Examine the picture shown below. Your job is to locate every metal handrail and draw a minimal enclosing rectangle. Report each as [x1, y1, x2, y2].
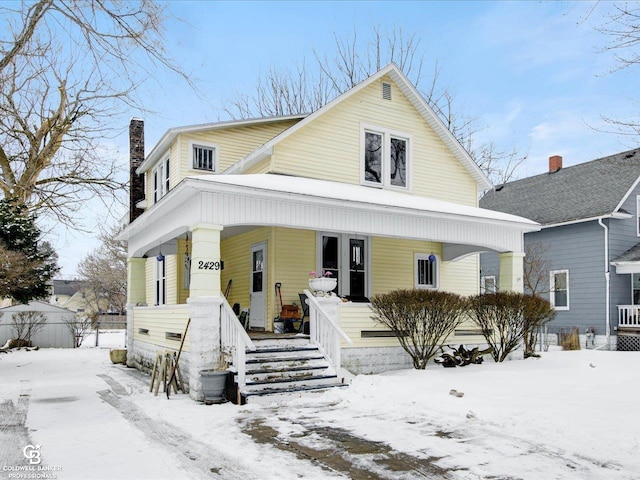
[303, 289, 352, 373]
[220, 298, 256, 400]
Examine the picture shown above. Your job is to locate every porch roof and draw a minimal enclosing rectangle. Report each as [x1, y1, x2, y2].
[119, 174, 539, 259]
[612, 242, 640, 274]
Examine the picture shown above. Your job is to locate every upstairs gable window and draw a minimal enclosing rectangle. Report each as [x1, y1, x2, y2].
[362, 127, 409, 189]
[193, 144, 216, 172]
[153, 157, 170, 203]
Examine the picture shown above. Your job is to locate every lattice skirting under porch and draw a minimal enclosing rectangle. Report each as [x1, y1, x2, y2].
[617, 333, 640, 351]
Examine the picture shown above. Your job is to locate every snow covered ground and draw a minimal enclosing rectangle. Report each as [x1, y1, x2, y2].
[1, 340, 639, 480]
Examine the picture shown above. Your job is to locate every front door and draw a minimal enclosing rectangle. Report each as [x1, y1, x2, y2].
[249, 243, 267, 329]
[320, 233, 368, 298]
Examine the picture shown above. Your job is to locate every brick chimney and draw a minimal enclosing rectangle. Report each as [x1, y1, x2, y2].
[129, 118, 145, 223]
[549, 155, 562, 173]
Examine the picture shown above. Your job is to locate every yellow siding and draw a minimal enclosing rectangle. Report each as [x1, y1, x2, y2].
[271, 76, 478, 206]
[177, 120, 300, 177]
[273, 227, 316, 308]
[177, 238, 189, 304]
[220, 227, 316, 331]
[165, 254, 177, 305]
[143, 254, 180, 306]
[221, 227, 273, 323]
[132, 305, 190, 351]
[144, 143, 179, 208]
[440, 255, 479, 296]
[371, 237, 441, 294]
[339, 303, 485, 349]
[371, 237, 479, 296]
[339, 303, 401, 348]
[245, 156, 272, 174]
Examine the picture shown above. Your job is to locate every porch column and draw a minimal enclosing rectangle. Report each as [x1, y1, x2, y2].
[189, 223, 223, 299]
[187, 296, 223, 401]
[498, 252, 525, 293]
[125, 257, 146, 366]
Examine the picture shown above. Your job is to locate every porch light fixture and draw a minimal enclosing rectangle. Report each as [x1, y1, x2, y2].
[428, 254, 436, 262]
[157, 244, 165, 262]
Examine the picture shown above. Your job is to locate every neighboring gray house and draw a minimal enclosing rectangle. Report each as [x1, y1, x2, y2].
[0, 301, 75, 348]
[480, 149, 640, 350]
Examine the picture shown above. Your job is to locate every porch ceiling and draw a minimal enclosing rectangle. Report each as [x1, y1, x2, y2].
[119, 174, 539, 258]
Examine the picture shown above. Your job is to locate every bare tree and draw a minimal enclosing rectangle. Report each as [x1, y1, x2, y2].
[521, 241, 556, 357]
[224, 25, 524, 185]
[0, 0, 189, 225]
[594, 3, 640, 138]
[523, 241, 551, 296]
[522, 294, 555, 358]
[11, 310, 46, 346]
[63, 313, 92, 347]
[77, 224, 127, 318]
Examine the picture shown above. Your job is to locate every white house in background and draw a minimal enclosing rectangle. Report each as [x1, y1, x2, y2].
[0, 301, 75, 348]
[117, 63, 539, 403]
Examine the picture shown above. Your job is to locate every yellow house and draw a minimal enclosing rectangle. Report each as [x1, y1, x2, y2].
[117, 64, 538, 403]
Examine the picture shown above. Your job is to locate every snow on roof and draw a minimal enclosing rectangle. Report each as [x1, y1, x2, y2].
[188, 174, 538, 228]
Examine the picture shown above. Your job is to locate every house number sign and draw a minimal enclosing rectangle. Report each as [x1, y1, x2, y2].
[197, 260, 224, 270]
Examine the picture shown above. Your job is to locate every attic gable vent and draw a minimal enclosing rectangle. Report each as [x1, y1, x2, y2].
[382, 82, 392, 100]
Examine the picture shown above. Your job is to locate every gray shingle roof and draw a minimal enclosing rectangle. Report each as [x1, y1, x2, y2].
[52, 279, 84, 296]
[612, 242, 640, 263]
[479, 148, 640, 225]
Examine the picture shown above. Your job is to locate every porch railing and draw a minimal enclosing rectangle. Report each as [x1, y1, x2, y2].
[220, 298, 256, 398]
[618, 305, 640, 329]
[303, 289, 353, 373]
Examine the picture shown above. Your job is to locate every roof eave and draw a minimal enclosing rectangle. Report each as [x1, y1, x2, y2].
[540, 212, 632, 229]
[137, 115, 307, 174]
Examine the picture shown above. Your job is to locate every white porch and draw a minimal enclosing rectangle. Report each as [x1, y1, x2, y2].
[118, 174, 539, 401]
[617, 305, 640, 330]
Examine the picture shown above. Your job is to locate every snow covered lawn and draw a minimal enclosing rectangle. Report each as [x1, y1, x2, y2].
[1, 345, 639, 479]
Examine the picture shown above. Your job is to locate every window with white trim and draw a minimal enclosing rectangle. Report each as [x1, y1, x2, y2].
[155, 257, 166, 306]
[415, 254, 438, 289]
[481, 275, 497, 294]
[153, 157, 170, 203]
[192, 144, 216, 172]
[550, 270, 569, 310]
[362, 127, 409, 189]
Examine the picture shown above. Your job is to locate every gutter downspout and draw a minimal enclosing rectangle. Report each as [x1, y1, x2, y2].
[598, 217, 611, 348]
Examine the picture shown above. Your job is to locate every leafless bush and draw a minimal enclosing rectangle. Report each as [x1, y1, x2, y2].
[468, 292, 528, 362]
[370, 289, 468, 369]
[11, 310, 46, 346]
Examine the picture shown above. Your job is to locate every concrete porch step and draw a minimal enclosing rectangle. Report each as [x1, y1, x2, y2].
[241, 381, 348, 404]
[246, 346, 321, 363]
[232, 335, 348, 404]
[246, 361, 329, 376]
[246, 372, 337, 387]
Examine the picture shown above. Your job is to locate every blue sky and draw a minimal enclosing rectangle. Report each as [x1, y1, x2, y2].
[135, 1, 638, 174]
[53, 0, 640, 277]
